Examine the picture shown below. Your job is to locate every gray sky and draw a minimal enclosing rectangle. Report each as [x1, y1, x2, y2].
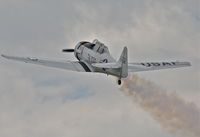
[0, 0, 199, 137]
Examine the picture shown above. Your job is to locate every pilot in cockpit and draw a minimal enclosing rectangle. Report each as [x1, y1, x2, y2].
[92, 39, 109, 54]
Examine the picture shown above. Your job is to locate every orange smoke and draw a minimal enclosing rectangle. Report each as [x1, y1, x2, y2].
[120, 74, 200, 137]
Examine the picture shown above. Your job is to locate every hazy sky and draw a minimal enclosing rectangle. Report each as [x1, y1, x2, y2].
[0, 0, 199, 137]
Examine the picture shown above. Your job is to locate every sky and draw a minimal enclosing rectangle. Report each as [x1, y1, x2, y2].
[0, 0, 199, 137]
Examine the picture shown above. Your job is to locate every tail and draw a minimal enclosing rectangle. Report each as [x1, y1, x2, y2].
[118, 47, 128, 78]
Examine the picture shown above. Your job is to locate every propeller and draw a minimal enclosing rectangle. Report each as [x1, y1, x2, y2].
[62, 49, 75, 52]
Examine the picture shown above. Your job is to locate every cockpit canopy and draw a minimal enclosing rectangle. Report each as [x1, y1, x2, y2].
[81, 42, 95, 50]
[74, 40, 110, 61]
[76, 40, 109, 54]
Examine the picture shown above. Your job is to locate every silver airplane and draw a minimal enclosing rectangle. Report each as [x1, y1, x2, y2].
[2, 39, 191, 85]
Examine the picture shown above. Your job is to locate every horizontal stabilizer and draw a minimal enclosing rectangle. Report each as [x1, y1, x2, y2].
[92, 62, 121, 69]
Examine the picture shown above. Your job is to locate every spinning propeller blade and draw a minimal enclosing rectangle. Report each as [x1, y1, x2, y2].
[62, 49, 74, 52]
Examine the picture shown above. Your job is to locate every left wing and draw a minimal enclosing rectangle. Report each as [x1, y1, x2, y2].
[1, 54, 92, 72]
[128, 61, 191, 72]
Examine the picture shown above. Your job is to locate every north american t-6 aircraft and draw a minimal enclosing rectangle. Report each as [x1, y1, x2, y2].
[2, 39, 191, 85]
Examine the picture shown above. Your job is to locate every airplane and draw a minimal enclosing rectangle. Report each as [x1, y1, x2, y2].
[1, 39, 191, 85]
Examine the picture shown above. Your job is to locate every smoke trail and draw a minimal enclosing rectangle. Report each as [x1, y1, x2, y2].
[120, 74, 200, 137]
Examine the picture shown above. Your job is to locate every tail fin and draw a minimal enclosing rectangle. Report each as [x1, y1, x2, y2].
[118, 47, 128, 78]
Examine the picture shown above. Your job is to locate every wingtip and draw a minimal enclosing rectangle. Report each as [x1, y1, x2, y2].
[182, 62, 192, 67]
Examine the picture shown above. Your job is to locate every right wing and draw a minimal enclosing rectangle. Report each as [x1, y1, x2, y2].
[1, 54, 92, 72]
[128, 61, 191, 72]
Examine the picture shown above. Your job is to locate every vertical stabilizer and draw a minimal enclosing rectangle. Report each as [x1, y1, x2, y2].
[118, 47, 128, 78]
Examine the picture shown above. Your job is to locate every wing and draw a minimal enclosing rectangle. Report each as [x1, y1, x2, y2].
[1, 54, 92, 72]
[128, 61, 191, 72]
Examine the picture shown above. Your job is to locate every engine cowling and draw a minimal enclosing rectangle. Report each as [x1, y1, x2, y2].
[74, 41, 89, 61]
